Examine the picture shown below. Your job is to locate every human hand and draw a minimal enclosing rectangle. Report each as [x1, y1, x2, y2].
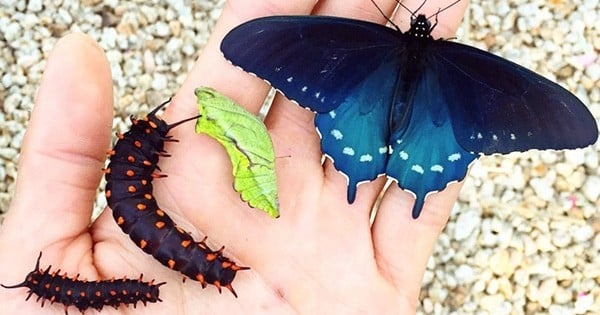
[0, 0, 468, 314]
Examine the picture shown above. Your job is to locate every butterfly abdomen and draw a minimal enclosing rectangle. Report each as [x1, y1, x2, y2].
[104, 100, 247, 296]
[1, 252, 164, 314]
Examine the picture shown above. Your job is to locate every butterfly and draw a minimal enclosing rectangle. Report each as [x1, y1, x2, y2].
[220, 3, 598, 218]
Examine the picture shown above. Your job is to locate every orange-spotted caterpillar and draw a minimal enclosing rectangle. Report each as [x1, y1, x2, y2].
[1, 252, 164, 314]
[104, 99, 248, 297]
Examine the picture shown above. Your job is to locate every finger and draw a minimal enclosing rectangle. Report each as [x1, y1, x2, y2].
[168, 0, 319, 120]
[150, 0, 324, 264]
[371, 0, 469, 296]
[0, 33, 113, 256]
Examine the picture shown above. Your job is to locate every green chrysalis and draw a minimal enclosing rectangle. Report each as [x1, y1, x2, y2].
[195, 87, 279, 218]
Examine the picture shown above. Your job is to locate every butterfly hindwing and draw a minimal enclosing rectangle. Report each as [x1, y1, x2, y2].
[221, 16, 403, 113]
[430, 41, 598, 154]
[315, 59, 402, 201]
[386, 67, 477, 218]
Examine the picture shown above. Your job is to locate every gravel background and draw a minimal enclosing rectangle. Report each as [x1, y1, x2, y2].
[0, 0, 599, 314]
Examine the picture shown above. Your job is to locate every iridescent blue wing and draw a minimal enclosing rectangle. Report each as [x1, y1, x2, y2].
[429, 41, 598, 154]
[223, 16, 406, 199]
[386, 66, 477, 218]
[221, 16, 402, 112]
[315, 60, 400, 202]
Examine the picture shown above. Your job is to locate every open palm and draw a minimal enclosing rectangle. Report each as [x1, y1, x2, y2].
[0, 0, 468, 314]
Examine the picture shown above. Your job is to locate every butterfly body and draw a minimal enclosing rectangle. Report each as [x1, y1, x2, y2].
[221, 14, 598, 218]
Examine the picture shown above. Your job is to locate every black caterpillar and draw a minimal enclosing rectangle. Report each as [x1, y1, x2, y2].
[1, 252, 164, 314]
[104, 99, 248, 297]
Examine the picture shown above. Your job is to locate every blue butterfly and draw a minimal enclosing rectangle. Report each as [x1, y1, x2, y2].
[220, 9, 598, 218]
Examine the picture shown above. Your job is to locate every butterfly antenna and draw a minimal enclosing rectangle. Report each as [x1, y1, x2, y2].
[426, 0, 462, 20]
[396, 0, 423, 19]
[369, 0, 400, 31]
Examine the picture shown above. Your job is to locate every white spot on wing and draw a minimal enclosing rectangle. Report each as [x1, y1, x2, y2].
[431, 165, 444, 173]
[379, 147, 388, 154]
[359, 154, 373, 162]
[399, 151, 409, 160]
[330, 129, 343, 140]
[343, 147, 355, 156]
[411, 164, 424, 174]
[448, 153, 461, 162]
[315, 92, 321, 98]
[477, 132, 483, 139]
[510, 133, 516, 140]
[286, 76, 293, 83]
[301, 86, 308, 92]
[492, 134, 498, 141]
[329, 110, 336, 119]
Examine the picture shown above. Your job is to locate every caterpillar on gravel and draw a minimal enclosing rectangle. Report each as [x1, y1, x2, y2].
[104, 98, 248, 297]
[1, 252, 164, 314]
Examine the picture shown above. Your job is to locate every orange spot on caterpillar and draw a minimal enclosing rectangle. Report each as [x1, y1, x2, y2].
[144, 194, 152, 200]
[168, 259, 175, 269]
[155, 221, 165, 229]
[156, 209, 165, 216]
[117, 216, 125, 225]
[149, 120, 158, 129]
[80, 291, 86, 297]
[195, 273, 205, 283]
[137, 203, 146, 211]
[134, 140, 142, 148]
[102, 168, 111, 174]
[143, 160, 152, 166]
[180, 240, 191, 248]
[127, 155, 135, 163]
[222, 261, 232, 269]
[106, 149, 116, 156]
[141, 179, 148, 185]
[105, 190, 111, 198]
[95, 291, 102, 297]
[139, 240, 147, 249]
[206, 253, 218, 262]
[126, 170, 135, 177]
[128, 186, 137, 193]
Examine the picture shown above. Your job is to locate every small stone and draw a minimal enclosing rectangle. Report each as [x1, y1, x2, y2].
[154, 21, 170, 37]
[26, 0, 43, 12]
[454, 265, 476, 284]
[564, 149, 586, 165]
[489, 249, 514, 276]
[581, 176, 600, 202]
[574, 292, 594, 314]
[151, 73, 167, 90]
[551, 229, 572, 248]
[453, 209, 481, 241]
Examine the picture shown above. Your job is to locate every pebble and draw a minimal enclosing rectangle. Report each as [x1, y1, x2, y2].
[1, 1, 599, 315]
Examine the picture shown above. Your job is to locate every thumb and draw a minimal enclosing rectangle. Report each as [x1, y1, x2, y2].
[0, 33, 113, 258]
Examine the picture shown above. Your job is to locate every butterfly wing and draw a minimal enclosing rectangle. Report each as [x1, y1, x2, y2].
[221, 16, 403, 113]
[223, 16, 410, 200]
[315, 59, 402, 202]
[386, 66, 477, 218]
[430, 41, 598, 154]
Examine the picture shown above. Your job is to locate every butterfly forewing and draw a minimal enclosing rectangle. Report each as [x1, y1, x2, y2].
[221, 15, 404, 113]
